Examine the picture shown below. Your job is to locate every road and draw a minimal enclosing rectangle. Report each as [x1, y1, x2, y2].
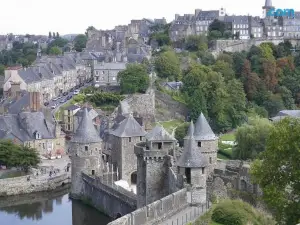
[47, 81, 92, 116]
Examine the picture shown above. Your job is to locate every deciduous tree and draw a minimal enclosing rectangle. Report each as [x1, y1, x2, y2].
[154, 50, 181, 80]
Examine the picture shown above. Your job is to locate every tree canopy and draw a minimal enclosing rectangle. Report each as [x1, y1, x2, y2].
[154, 50, 181, 80]
[74, 34, 88, 52]
[251, 117, 300, 225]
[118, 63, 150, 94]
[49, 46, 62, 55]
[0, 140, 40, 172]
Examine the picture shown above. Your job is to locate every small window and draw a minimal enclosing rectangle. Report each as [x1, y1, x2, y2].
[92, 170, 95, 175]
[198, 142, 201, 147]
[202, 167, 205, 174]
[158, 142, 162, 149]
[85, 146, 88, 151]
[185, 168, 191, 184]
[140, 136, 142, 141]
[129, 137, 131, 142]
[209, 157, 212, 164]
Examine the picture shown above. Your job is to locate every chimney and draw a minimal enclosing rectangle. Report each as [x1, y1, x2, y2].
[10, 82, 21, 98]
[175, 14, 179, 20]
[29, 92, 42, 112]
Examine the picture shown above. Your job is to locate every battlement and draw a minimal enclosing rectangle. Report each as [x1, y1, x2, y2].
[134, 142, 168, 160]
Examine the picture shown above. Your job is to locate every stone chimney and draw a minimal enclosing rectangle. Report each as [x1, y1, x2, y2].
[175, 14, 179, 20]
[10, 82, 21, 98]
[29, 92, 42, 112]
[195, 9, 201, 16]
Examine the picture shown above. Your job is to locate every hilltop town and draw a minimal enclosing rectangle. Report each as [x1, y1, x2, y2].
[0, 0, 300, 224]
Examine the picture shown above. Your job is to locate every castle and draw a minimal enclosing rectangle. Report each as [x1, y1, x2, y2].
[69, 103, 218, 224]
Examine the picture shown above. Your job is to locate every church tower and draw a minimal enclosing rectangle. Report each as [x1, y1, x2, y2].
[194, 113, 218, 175]
[135, 125, 176, 208]
[177, 123, 208, 205]
[70, 107, 103, 199]
[262, 0, 275, 18]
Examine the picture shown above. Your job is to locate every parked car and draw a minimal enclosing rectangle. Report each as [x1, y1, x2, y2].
[44, 102, 49, 106]
[73, 90, 80, 95]
[52, 97, 58, 101]
[63, 92, 68, 96]
[67, 95, 72, 100]
[51, 104, 57, 109]
[60, 99, 66, 103]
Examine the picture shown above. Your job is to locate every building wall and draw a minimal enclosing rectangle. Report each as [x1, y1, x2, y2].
[70, 142, 102, 198]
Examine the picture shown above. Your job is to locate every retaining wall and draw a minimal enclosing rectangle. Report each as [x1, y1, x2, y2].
[107, 188, 188, 225]
[0, 172, 71, 196]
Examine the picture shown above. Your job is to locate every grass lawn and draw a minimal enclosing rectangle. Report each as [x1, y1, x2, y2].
[219, 132, 236, 142]
[157, 119, 184, 134]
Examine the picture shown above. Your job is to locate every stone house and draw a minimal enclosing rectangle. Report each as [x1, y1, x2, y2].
[93, 62, 126, 88]
[281, 12, 300, 38]
[250, 17, 264, 38]
[270, 110, 300, 122]
[62, 104, 81, 133]
[162, 81, 183, 91]
[225, 16, 251, 39]
[194, 9, 222, 36]
[262, 18, 284, 37]
[0, 110, 65, 158]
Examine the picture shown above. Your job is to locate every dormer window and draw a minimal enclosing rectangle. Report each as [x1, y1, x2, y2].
[198, 142, 201, 147]
[85, 146, 88, 151]
[35, 131, 41, 140]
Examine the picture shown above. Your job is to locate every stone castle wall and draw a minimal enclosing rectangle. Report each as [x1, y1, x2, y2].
[81, 172, 137, 219]
[0, 172, 70, 196]
[107, 188, 188, 225]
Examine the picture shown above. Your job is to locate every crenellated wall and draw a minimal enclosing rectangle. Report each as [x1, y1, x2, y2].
[107, 188, 188, 225]
[81, 172, 137, 219]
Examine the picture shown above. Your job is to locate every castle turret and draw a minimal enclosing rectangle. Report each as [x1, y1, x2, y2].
[262, 0, 275, 18]
[70, 107, 103, 199]
[135, 125, 176, 208]
[177, 133, 208, 205]
[194, 113, 218, 175]
[110, 113, 147, 184]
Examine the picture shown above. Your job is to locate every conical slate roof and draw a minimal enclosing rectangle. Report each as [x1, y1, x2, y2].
[263, 0, 273, 8]
[146, 125, 176, 141]
[110, 113, 147, 137]
[184, 121, 194, 139]
[194, 113, 217, 141]
[177, 135, 208, 168]
[71, 107, 102, 143]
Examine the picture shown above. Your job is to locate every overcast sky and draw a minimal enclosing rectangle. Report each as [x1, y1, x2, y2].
[0, 0, 297, 35]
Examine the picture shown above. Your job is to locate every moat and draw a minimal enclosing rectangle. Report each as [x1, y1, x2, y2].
[0, 186, 112, 225]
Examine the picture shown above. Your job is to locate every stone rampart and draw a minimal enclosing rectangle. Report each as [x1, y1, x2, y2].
[0, 172, 71, 196]
[82, 172, 137, 219]
[107, 188, 188, 225]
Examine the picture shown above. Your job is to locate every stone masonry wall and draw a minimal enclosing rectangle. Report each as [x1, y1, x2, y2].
[0, 172, 71, 196]
[107, 188, 188, 225]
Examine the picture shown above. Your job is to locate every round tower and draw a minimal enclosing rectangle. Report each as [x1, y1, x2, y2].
[193, 113, 218, 175]
[70, 107, 103, 199]
[177, 130, 209, 206]
[135, 125, 176, 208]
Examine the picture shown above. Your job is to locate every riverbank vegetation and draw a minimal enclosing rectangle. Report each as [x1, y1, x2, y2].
[0, 140, 40, 172]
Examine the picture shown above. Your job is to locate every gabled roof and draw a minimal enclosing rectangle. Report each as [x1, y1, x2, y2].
[177, 135, 208, 168]
[110, 114, 146, 137]
[71, 107, 102, 143]
[194, 113, 217, 141]
[146, 125, 176, 141]
[74, 107, 98, 120]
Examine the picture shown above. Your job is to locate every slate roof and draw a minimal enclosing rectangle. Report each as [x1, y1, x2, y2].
[177, 135, 208, 168]
[8, 92, 30, 114]
[195, 10, 219, 20]
[94, 62, 127, 70]
[184, 121, 194, 139]
[145, 125, 176, 141]
[0, 111, 56, 142]
[65, 105, 80, 111]
[118, 100, 131, 115]
[263, 0, 273, 8]
[277, 110, 300, 117]
[110, 114, 147, 137]
[71, 107, 102, 143]
[162, 81, 183, 90]
[194, 113, 217, 141]
[74, 107, 99, 120]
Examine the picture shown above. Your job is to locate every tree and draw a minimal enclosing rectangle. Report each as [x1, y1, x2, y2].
[184, 35, 208, 52]
[212, 60, 235, 81]
[53, 32, 56, 38]
[261, 59, 278, 91]
[217, 53, 233, 65]
[154, 50, 181, 80]
[188, 88, 207, 122]
[209, 19, 226, 34]
[251, 117, 300, 225]
[198, 51, 216, 66]
[149, 32, 171, 47]
[233, 116, 273, 160]
[74, 34, 88, 52]
[259, 43, 275, 60]
[175, 122, 190, 147]
[56, 32, 60, 38]
[208, 30, 222, 40]
[48, 32, 52, 39]
[85, 26, 96, 36]
[223, 30, 232, 39]
[49, 46, 62, 55]
[0, 140, 40, 172]
[118, 63, 150, 94]
[232, 52, 247, 78]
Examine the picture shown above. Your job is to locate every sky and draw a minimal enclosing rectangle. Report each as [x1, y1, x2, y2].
[0, 0, 297, 35]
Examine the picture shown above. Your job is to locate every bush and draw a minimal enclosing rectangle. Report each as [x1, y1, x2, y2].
[87, 92, 125, 107]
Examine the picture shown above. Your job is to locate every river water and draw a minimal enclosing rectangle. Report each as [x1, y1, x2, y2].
[0, 186, 112, 225]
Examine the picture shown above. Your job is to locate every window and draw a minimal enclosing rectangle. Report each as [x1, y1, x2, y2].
[140, 136, 142, 141]
[202, 167, 205, 174]
[185, 168, 191, 184]
[85, 146, 88, 151]
[158, 142, 162, 149]
[198, 142, 201, 147]
[92, 170, 95, 175]
[42, 143, 45, 149]
[129, 137, 131, 142]
[209, 157, 212, 164]
[112, 77, 116, 81]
